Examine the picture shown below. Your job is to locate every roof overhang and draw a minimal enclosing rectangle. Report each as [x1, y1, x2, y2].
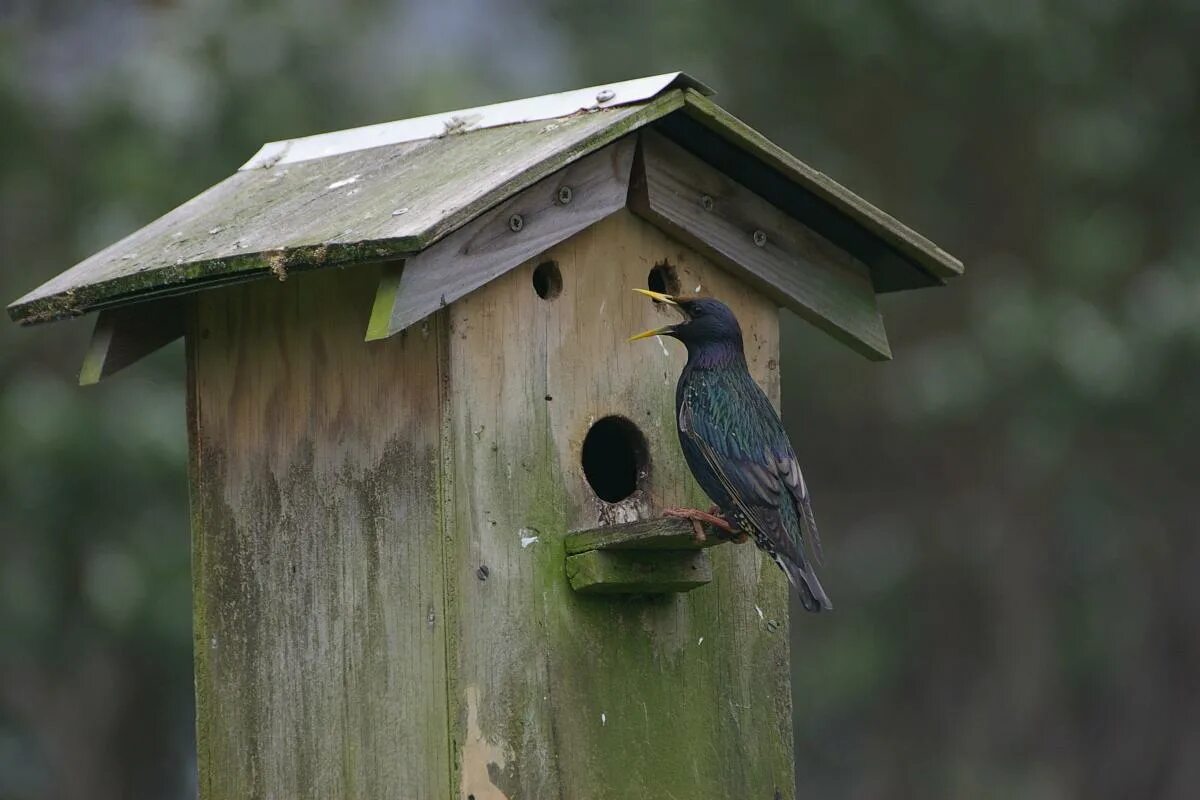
[8, 72, 962, 330]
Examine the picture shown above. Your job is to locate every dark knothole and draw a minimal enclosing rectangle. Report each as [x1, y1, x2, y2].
[647, 261, 680, 298]
[582, 416, 649, 503]
[533, 260, 562, 300]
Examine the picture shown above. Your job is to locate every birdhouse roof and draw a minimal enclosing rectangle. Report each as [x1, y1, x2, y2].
[7, 71, 961, 327]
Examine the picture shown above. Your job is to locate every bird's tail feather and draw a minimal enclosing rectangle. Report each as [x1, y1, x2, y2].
[775, 553, 832, 613]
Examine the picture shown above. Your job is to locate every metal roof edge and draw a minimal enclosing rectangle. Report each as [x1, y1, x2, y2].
[241, 72, 713, 170]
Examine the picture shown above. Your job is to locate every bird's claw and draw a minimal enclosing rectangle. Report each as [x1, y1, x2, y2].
[663, 507, 742, 541]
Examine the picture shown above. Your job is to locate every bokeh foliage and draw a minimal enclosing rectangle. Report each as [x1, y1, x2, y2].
[2, 1, 1197, 798]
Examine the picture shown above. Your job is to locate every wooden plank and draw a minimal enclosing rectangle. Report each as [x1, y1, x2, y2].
[78, 299, 185, 385]
[188, 267, 451, 800]
[9, 93, 684, 326]
[565, 549, 713, 594]
[680, 89, 964, 282]
[366, 137, 636, 339]
[563, 516, 724, 554]
[631, 129, 892, 361]
[447, 209, 794, 799]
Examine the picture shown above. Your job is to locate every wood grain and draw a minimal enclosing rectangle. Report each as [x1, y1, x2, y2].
[79, 298, 185, 385]
[368, 137, 636, 340]
[187, 266, 450, 800]
[446, 209, 794, 799]
[632, 129, 891, 361]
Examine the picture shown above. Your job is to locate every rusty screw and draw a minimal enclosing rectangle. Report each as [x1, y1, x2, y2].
[508, 214, 524, 232]
[700, 194, 714, 211]
[752, 229, 768, 247]
[557, 185, 573, 205]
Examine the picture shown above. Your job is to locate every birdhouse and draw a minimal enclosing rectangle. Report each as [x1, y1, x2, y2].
[8, 73, 961, 799]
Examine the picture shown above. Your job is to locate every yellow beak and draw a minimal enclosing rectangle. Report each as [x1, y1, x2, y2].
[632, 288, 678, 305]
[628, 288, 680, 341]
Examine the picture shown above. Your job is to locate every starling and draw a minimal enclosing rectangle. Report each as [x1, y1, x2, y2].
[630, 289, 832, 612]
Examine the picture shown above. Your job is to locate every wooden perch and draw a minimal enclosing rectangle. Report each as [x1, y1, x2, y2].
[564, 516, 735, 595]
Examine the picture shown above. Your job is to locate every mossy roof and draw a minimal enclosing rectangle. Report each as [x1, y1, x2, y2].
[8, 72, 961, 325]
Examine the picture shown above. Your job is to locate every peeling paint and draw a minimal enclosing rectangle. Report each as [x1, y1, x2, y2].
[461, 686, 510, 800]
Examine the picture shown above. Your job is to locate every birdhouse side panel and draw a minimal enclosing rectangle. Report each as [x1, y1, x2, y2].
[445, 209, 793, 800]
[187, 266, 451, 800]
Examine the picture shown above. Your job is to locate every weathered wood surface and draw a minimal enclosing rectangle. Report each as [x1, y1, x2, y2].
[10, 93, 685, 325]
[187, 266, 450, 799]
[563, 516, 723, 554]
[12, 78, 963, 330]
[565, 549, 713, 594]
[632, 130, 891, 360]
[679, 89, 964, 283]
[366, 138, 636, 340]
[79, 298, 185, 385]
[446, 209, 793, 799]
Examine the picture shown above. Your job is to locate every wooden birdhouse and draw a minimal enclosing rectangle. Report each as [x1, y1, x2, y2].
[8, 73, 961, 799]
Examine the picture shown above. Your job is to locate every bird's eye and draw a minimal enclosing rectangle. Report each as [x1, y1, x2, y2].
[692, 306, 704, 317]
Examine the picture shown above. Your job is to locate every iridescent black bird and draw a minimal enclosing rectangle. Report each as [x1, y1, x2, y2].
[630, 289, 831, 612]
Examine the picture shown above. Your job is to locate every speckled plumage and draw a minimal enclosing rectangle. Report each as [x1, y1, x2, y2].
[657, 296, 831, 612]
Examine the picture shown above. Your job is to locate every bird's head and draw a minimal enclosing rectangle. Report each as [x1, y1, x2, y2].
[629, 289, 744, 352]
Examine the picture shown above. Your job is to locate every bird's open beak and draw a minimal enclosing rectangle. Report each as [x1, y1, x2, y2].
[629, 288, 680, 341]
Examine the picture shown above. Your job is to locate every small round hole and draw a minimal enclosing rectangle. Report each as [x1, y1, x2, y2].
[647, 262, 680, 298]
[582, 416, 649, 503]
[533, 261, 562, 300]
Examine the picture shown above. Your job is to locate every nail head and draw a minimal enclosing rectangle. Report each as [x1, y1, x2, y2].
[508, 214, 524, 232]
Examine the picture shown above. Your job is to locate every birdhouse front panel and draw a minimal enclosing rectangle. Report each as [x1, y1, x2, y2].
[444, 209, 792, 799]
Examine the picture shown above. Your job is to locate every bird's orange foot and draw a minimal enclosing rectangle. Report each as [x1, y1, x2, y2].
[705, 506, 749, 543]
[663, 507, 741, 542]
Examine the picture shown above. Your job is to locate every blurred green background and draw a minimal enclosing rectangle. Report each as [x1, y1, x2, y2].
[2, 1, 1197, 798]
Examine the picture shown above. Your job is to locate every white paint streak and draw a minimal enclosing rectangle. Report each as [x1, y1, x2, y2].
[755, 605, 764, 620]
[520, 535, 539, 548]
[601, 712, 607, 726]
[697, 636, 704, 645]
[658, 337, 670, 357]
[326, 174, 360, 189]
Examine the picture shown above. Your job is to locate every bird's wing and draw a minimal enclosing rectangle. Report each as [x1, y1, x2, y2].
[679, 392, 820, 567]
[775, 444, 823, 566]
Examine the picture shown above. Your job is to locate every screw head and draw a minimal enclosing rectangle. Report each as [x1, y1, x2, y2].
[476, 564, 490, 581]
[508, 213, 524, 232]
[700, 195, 714, 211]
[752, 229, 768, 247]
[557, 185, 573, 205]
[595, 88, 615, 103]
